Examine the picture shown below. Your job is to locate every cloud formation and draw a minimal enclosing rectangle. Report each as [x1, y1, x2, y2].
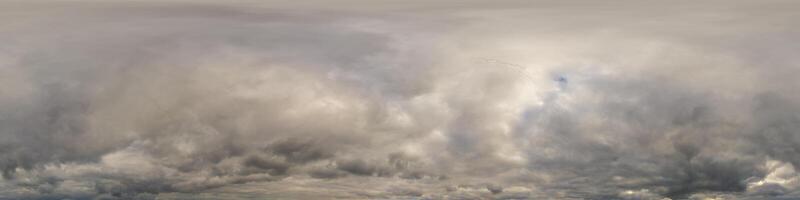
[1, 0, 800, 199]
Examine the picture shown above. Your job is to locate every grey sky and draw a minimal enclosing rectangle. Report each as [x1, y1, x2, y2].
[1, 1, 799, 199]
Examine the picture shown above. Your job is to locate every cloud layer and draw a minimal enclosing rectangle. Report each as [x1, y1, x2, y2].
[1, 1, 800, 199]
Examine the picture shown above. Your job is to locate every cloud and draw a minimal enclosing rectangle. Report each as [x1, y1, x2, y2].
[1, 0, 799, 199]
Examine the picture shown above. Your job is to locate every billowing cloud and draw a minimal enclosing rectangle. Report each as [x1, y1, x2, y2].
[1, 0, 799, 199]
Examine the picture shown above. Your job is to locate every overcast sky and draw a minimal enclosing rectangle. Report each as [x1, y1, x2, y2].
[1, 1, 800, 199]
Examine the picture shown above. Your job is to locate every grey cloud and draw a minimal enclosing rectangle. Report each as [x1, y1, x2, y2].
[1, 0, 800, 200]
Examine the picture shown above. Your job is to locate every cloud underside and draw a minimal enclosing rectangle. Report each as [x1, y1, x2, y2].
[1, 1, 800, 199]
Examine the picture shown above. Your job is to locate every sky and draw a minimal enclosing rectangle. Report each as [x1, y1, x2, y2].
[1, 0, 800, 199]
